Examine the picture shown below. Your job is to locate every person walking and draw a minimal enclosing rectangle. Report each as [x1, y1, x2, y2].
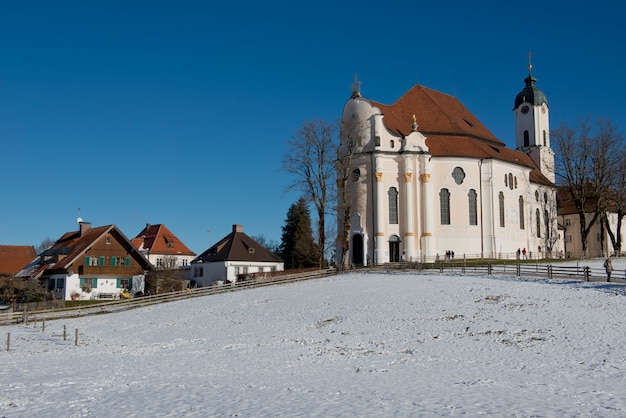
[604, 257, 614, 282]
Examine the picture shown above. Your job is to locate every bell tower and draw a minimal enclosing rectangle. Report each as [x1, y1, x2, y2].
[514, 58, 554, 183]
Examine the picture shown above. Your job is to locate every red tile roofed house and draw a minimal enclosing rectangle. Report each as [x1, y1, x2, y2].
[16, 222, 152, 300]
[0, 245, 36, 277]
[131, 223, 196, 269]
[191, 224, 284, 286]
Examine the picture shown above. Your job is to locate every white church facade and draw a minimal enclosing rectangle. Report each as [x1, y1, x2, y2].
[337, 69, 561, 265]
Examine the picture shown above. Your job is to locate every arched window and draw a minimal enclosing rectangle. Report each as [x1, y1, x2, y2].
[536, 208, 541, 237]
[388, 187, 398, 224]
[535, 190, 539, 202]
[468, 189, 477, 226]
[508, 173, 513, 190]
[524, 130, 530, 147]
[390, 140, 395, 149]
[499, 192, 505, 227]
[544, 209, 550, 238]
[439, 188, 450, 225]
[519, 196, 525, 229]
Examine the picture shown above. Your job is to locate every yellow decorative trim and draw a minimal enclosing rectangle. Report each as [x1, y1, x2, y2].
[404, 172, 412, 182]
[375, 232, 385, 236]
[422, 232, 432, 237]
[421, 174, 431, 183]
[404, 232, 414, 237]
[375, 172, 383, 182]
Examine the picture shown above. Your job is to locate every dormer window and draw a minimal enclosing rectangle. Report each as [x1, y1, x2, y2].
[249, 247, 255, 254]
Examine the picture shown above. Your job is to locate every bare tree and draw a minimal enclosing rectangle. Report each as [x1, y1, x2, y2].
[335, 118, 361, 270]
[282, 119, 337, 268]
[538, 188, 560, 257]
[552, 118, 623, 256]
[35, 237, 56, 255]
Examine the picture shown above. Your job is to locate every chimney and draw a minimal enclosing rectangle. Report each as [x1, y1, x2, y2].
[79, 221, 92, 236]
[233, 224, 243, 233]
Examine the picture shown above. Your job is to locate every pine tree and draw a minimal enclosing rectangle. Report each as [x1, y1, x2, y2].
[279, 198, 318, 269]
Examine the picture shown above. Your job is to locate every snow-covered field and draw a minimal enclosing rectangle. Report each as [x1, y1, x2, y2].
[2, 260, 625, 417]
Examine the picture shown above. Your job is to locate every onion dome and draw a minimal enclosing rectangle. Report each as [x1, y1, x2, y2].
[514, 70, 548, 109]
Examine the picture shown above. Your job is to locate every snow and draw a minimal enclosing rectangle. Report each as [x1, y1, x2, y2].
[1, 259, 625, 417]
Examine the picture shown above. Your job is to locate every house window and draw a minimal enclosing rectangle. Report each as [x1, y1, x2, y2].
[499, 192, 505, 227]
[565, 218, 571, 227]
[113, 256, 130, 267]
[85, 256, 99, 266]
[536, 208, 541, 237]
[388, 187, 398, 224]
[567, 234, 572, 243]
[439, 188, 450, 225]
[156, 258, 163, 267]
[390, 140, 395, 149]
[193, 266, 203, 278]
[118, 278, 131, 289]
[452, 167, 465, 185]
[468, 189, 477, 225]
[182, 259, 188, 266]
[80, 277, 97, 289]
[519, 196, 525, 229]
[167, 241, 174, 248]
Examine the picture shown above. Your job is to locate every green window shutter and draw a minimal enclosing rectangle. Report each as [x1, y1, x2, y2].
[80, 278, 85, 287]
[129, 277, 133, 288]
[116, 278, 121, 288]
[99, 256, 105, 266]
[93, 278, 98, 288]
[111, 257, 116, 266]
[84, 256, 90, 265]
[125, 256, 131, 266]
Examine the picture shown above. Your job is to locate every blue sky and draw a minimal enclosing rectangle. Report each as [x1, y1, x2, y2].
[1, 1, 624, 254]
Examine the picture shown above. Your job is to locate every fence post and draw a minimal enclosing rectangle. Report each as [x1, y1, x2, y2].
[547, 265, 553, 279]
[439, 261, 443, 273]
[63, 325, 67, 341]
[6, 333, 9, 352]
[516, 263, 521, 276]
[488, 262, 493, 275]
[584, 266, 590, 282]
[75, 329, 78, 346]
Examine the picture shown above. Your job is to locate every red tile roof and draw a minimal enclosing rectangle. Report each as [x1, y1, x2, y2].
[131, 224, 196, 256]
[370, 85, 553, 186]
[0, 245, 36, 275]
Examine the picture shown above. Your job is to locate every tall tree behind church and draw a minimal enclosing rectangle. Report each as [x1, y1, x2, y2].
[282, 119, 336, 268]
[278, 198, 319, 269]
[552, 117, 625, 255]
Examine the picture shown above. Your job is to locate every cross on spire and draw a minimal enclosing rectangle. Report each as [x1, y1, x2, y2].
[351, 74, 361, 98]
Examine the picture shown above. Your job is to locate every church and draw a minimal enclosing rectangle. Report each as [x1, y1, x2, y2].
[337, 67, 561, 265]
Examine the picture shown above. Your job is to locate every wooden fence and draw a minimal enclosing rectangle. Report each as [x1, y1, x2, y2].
[0, 268, 336, 326]
[1, 262, 623, 326]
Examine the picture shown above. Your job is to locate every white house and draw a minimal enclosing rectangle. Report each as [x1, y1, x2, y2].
[131, 223, 196, 268]
[337, 68, 561, 265]
[17, 222, 151, 300]
[191, 224, 284, 286]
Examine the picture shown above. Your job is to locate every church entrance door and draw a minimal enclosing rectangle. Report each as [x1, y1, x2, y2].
[389, 235, 401, 262]
[352, 234, 364, 266]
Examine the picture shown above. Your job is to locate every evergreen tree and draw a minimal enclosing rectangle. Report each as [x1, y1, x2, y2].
[279, 198, 318, 269]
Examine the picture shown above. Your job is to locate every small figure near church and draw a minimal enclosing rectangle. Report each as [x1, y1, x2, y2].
[604, 257, 613, 282]
[522, 248, 527, 259]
